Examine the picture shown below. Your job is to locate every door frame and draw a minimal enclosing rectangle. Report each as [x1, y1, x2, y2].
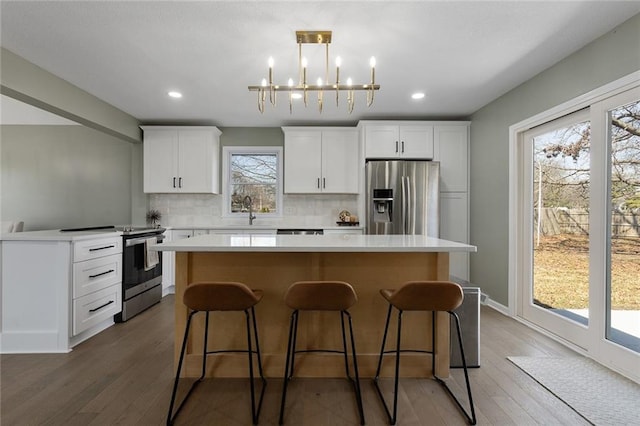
[508, 71, 640, 382]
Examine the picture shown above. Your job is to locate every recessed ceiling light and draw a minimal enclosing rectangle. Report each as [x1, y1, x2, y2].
[168, 91, 183, 99]
[411, 92, 425, 100]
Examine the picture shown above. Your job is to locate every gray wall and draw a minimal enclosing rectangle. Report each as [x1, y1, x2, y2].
[469, 13, 640, 306]
[219, 127, 284, 147]
[1, 48, 141, 143]
[1, 125, 134, 230]
[1, 48, 146, 230]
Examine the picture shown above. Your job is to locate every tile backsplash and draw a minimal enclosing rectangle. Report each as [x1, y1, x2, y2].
[149, 194, 360, 228]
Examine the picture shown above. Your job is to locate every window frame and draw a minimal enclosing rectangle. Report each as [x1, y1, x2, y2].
[221, 146, 283, 218]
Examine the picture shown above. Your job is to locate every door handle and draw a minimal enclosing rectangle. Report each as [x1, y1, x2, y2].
[317, 178, 320, 189]
[323, 177, 326, 189]
[395, 141, 399, 153]
[173, 177, 176, 188]
[178, 177, 182, 188]
[401, 141, 405, 153]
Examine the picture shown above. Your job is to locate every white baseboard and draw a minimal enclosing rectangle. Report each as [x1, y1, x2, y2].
[485, 298, 511, 316]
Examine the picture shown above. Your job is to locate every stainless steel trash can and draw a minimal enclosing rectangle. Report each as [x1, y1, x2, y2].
[450, 286, 480, 368]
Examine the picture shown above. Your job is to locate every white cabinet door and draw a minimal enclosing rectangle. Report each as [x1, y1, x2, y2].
[364, 123, 434, 159]
[364, 125, 400, 158]
[440, 192, 469, 280]
[284, 130, 323, 193]
[434, 125, 469, 192]
[143, 129, 179, 193]
[142, 126, 220, 194]
[161, 229, 193, 295]
[400, 125, 434, 158]
[321, 129, 358, 193]
[178, 130, 219, 193]
[283, 128, 358, 194]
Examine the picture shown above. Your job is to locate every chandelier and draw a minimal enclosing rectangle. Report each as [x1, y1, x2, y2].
[248, 30, 380, 114]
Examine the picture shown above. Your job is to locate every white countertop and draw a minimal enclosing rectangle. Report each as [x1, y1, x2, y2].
[155, 233, 477, 253]
[1, 228, 122, 242]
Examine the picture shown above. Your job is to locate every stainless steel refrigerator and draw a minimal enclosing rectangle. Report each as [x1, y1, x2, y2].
[366, 160, 439, 237]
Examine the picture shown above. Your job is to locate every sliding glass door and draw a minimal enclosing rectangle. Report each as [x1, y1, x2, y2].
[517, 85, 639, 381]
[521, 110, 592, 349]
[604, 94, 640, 354]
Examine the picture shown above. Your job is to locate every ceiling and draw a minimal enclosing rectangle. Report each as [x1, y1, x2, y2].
[1, 1, 639, 128]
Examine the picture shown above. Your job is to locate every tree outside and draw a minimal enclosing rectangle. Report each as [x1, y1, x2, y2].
[532, 99, 639, 346]
[230, 154, 278, 214]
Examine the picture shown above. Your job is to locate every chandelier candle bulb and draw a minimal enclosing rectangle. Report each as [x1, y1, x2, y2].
[317, 77, 323, 112]
[347, 77, 354, 114]
[268, 57, 276, 106]
[335, 56, 341, 106]
[370, 56, 376, 84]
[288, 77, 294, 113]
[301, 57, 308, 85]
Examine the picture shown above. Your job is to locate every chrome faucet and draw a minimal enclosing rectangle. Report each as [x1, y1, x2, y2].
[243, 195, 256, 225]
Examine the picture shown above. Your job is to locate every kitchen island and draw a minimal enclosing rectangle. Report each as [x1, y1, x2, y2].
[155, 233, 476, 378]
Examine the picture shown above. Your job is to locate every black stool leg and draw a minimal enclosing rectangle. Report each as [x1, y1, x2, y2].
[249, 306, 267, 424]
[432, 311, 477, 425]
[344, 310, 366, 425]
[167, 310, 205, 425]
[374, 304, 393, 378]
[373, 304, 403, 425]
[246, 308, 267, 425]
[279, 310, 299, 425]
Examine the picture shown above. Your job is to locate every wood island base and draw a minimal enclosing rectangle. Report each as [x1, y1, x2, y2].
[174, 250, 451, 379]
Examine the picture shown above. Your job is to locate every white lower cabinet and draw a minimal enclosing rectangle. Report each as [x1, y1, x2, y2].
[440, 192, 469, 280]
[73, 284, 122, 335]
[161, 229, 194, 295]
[1, 235, 123, 353]
[71, 236, 122, 337]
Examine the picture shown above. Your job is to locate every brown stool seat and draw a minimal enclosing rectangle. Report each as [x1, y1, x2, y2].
[380, 280, 463, 312]
[284, 280, 357, 311]
[279, 280, 365, 425]
[374, 280, 476, 425]
[184, 281, 263, 311]
[167, 281, 266, 425]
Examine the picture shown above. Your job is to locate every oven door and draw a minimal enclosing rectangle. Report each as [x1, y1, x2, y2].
[122, 232, 163, 300]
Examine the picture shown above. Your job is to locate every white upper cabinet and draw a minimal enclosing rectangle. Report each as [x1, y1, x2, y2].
[433, 124, 469, 192]
[283, 127, 358, 194]
[363, 122, 434, 159]
[142, 126, 221, 193]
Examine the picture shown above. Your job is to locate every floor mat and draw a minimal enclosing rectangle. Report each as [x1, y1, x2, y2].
[507, 356, 640, 425]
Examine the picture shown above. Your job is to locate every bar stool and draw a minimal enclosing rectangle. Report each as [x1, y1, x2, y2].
[373, 280, 476, 425]
[167, 281, 266, 425]
[279, 281, 365, 425]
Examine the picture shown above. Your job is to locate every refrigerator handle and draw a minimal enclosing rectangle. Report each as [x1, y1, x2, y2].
[404, 176, 411, 234]
[401, 176, 410, 234]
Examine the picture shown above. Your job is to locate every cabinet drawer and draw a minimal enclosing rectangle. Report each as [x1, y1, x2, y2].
[73, 284, 122, 335]
[73, 253, 122, 298]
[74, 237, 122, 262]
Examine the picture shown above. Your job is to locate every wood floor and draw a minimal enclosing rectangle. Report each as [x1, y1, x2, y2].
[1, 295, 588, 425]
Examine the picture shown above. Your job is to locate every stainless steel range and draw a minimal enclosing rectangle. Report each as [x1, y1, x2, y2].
[114, 226, 165, 322]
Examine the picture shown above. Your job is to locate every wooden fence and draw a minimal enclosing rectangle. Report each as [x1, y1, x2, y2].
[535, 208, 640, 237]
